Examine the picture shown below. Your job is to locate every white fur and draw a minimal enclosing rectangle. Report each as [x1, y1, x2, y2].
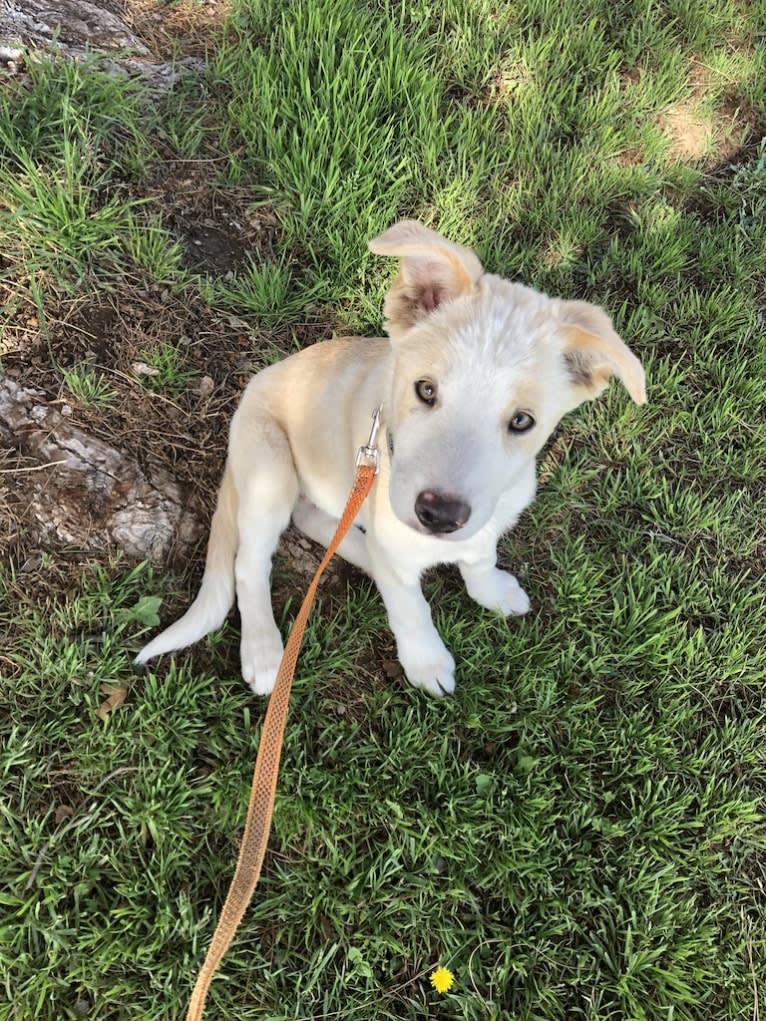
[136, 221, 646, 697]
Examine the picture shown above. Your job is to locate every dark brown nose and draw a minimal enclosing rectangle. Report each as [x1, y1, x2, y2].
[415, 490, 471, 534]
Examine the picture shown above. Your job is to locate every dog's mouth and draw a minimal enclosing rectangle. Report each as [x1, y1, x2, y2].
[405, 518, 468, 540]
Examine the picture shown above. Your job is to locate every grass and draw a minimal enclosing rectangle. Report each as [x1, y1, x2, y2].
[1, 1, 765, 1019]
[139, 343, 196, 395]
[0, 59, 156, 293]
[60, 365, 118, 405]
[205, 256, 310, 322]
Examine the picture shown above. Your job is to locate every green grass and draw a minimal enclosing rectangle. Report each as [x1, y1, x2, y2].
[0, 59, 158, 295]
[1, 1, 766, 1019]
[138, 343, 196, 396]
[60, 364, 118, 405]
[205, 256, 310, 322]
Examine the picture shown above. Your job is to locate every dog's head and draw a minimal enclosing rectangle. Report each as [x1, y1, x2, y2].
[369, 220, 647, 540]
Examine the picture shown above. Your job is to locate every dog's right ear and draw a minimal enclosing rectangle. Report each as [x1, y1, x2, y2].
[369, 220, 483, 338]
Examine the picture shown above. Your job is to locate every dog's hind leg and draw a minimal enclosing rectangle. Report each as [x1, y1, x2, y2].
[291, 497, 373, 575]
[231, 420, 299, 695]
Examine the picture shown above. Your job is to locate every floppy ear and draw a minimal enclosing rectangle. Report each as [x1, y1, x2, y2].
[559, 300, 647, 405]
[368, 220, 483, 337]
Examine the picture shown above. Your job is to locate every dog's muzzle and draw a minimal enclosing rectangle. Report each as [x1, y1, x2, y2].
[414, 490, 471, 534]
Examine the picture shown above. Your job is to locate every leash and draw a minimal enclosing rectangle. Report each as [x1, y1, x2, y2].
[184, 407, 382, 1021]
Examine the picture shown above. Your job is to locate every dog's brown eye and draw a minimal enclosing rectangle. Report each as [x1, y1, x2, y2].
[509, 411, 535, 433]
[415, 379, 437, 406]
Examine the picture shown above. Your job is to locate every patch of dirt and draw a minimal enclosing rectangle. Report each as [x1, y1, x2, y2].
[123, 0, 231, 59]
[714, 89, 766, 164]
[144, 163, 280, 276]
[611, 64, 764, 171]
[613, 144, 647, 169]
[658, 65, 763, 167]
[481, 60, 532, 104]
[0, 278, 274, 571]
[680, 92, 765, 221]
[0, 0, 335, 590]
[182, 222, 248, 274]
[0, 283, 43, 358]
[659, 100, 713, 160]
[9, 286, 251, 479]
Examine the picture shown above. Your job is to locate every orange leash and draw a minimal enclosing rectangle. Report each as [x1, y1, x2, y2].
[185, 409, 381, 1021]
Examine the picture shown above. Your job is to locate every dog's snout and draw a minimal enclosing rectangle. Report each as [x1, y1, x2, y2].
[415, 490, 471, 534]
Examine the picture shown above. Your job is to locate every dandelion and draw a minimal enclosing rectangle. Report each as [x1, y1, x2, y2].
[430, 965, 454, 993]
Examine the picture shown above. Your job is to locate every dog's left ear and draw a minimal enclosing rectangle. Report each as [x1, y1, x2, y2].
[369, 220, 483, 337]
[559, 300, 647, 405]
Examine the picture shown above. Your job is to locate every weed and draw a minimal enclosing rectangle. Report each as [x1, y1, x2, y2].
[60, 364, 118, 405]
[139, 342, 195, 394]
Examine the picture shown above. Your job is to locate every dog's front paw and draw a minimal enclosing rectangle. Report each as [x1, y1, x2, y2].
[398, 641, 456, 697]
[467, 569, 530, 617]
[495, 572, 531, 616]
[241, 631, 284, 696]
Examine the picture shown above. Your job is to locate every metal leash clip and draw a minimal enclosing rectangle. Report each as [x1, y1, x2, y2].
[355, 404, 383, 474]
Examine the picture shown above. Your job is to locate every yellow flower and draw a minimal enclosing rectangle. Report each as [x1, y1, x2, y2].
[430, 965, 455, 993]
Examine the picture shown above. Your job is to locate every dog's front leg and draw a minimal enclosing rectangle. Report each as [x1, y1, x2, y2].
[459, 553, 531, 617]
[370, 551, 456, 697]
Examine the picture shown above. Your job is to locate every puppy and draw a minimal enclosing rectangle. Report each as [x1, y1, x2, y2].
[136, 221, 646, 696]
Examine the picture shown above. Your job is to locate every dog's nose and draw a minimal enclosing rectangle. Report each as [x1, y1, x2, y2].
[415, 490, 471, 534]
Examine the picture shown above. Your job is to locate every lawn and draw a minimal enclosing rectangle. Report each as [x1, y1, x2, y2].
[1, 0, 765, 1018]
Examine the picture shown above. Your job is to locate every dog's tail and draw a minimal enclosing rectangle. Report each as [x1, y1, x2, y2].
[135, 464, 238, 666]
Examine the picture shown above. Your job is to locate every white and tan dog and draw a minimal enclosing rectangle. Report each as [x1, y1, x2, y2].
[136, 221, 646, 696]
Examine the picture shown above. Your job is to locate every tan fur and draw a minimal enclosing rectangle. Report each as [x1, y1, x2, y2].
[369, 220, 483, 335]
[136, 221, 647, 697]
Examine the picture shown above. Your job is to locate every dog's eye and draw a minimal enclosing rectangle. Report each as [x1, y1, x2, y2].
[508, 411, 535, 433]
[415, 379, 437, 406]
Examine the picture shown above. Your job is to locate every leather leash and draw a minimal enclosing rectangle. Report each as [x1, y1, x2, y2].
[185, 408, 382, 1021]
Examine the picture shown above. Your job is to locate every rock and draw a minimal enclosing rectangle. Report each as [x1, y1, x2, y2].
[0, 0, 206, 89]
[0, 0, 150, 56]
[197, 375, 215, 399]
[0, 375, 203, 562]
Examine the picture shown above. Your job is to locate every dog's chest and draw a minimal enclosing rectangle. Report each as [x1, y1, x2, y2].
[301, 474, 347, 520]
[370, 505, 492, 571]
